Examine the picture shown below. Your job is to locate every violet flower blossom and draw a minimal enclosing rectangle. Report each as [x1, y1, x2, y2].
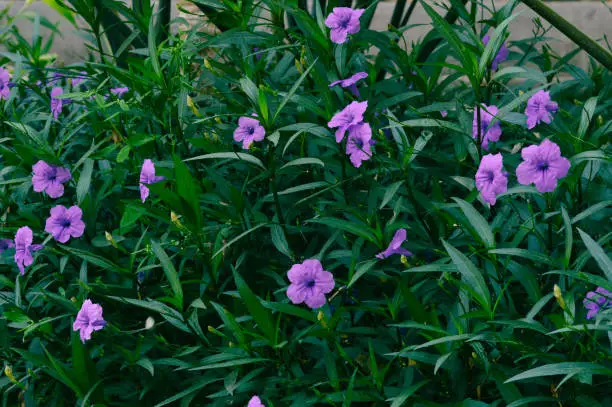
[346, 122, 373, 168]
[51, 87, 70, 120]
[73, 299, 106, 343]
[233, 117, 265, 149]
[45, 205, 86, 243]
[516, 139, 570, 193]
[0, 67, 12, 100]
[72, 71, 87, 86]
[139, 159, 165, 203]
[475, 153, 508, 205]
[248, 396, 265, 407]
[472, 104, 502, 150]
[325, 7, 365, 44]
[329, 72, 368, 97]
[32, 160, 72, 198]
[287, 259, 335, 309]
[525, 90, 558, 129]
[110, 87, 129, 98]
[0, 239, 15, 254]
[584, 287, 612, 320]
[14, 226, 43, 275]
[482, 35, 509, 71]
[328, 101, 368, 143]
[376, 229, 412, 259]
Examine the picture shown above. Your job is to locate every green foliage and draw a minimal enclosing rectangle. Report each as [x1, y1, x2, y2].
[0, 0, 611, 406]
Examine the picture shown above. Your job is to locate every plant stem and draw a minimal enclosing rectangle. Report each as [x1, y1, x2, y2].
[416, 0, 469, 63]
[520, 0, 612, 70]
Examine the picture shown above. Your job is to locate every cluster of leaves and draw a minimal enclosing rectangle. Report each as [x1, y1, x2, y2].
[1, 0, 611, 406]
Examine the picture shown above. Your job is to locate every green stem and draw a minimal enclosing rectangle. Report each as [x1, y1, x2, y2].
[520, 0, 612, 70]
[416, 0, 468, 63]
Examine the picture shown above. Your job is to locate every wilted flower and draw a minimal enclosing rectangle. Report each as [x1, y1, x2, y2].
[248, 396, 264, 407]
[0, 67, 12, 100]
[475, 153, 508, 205]
[346, 122, 373, 168]
[0, 239, 15, 254]
[516, 139, 570, 193]
[287, 259, 335, 309]
[233, 117, 265, 149]
[472, 104, 502, 150]
[525, 90, 558, 129]
[329, 72, 368, 98]
[376, 229, 412, 259]
[139, 159, 165, 203]
[584, 287, 612, 320]
[482, 34, 509, 70]
[72, 71, 87, 86]
[14, 226, 43, 275]
[325, 7, 364, 44]
[328, 101, 368, 143]
[51, 87, 69, 120]
[73, 299, 106, 343]
[32, 160, 72, 198]
[45, 205, 86, 243]
[110, 87, 129, 98]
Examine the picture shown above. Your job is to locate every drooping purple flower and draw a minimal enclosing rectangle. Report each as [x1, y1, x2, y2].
[472, 104, 502, 150]
[45, 205, 86, 243]
[325, 7, 365, 44]
[73, 299, 106, 343]
[110, 87, 129, 98]
[233, 117, 266, 150]
[51, 87, 69, 120]
[440, 110, 448, 118]
[483, 35, 509, 71]
[328, 101, 368, 143]
[516, 139, 570, 193]
[475, 153, 508, 205]
[139, 159, 165, 203]
[287, 259, 335, 309]
[248, 396, 265, 407]
[376, 229, 412, 259]
[525, 90, 558, 130]
[32, 160, 72, 198]
[72, 71, 87, 86]
[0, 67, 12, 100]
[253, 47, 263, 61]
[346, 122, 373, 168]
[0, 239, 15, 254]
[584, 287, 612, 320]
[14, 226, 43, 275]
[329, 72, 368, 97]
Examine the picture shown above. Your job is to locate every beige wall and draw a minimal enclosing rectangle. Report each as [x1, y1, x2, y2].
[2, 1, 611, 69]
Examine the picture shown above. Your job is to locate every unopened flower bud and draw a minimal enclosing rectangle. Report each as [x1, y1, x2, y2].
[171, 211, 183, 228]
[145, 317, 155, 330]
[554, 284, 566, 310]
[317, 310, 327, 328]
[105, 231, 118, 248]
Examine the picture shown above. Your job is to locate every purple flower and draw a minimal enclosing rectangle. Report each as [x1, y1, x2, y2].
[45, 205, 86, 243]
[325, 7, 364, 44]
[525, 90, 558, 130]
[287, 259, 335, 309]
[441, 110, 448, 118]
[72, 71, 87, 86]
[139, 159, 165, 203]
[0, 67, 12, 100]
[329, 72, 368, 98]
[483, 35, 509, 71]
[376, 229, 412, 259]
[253, 47, 263, 61]
[14, 226, 43, 275]
[248, 396, 265, 407]
[32, 160, 72, 198]
[110, 87, 129, 98]
[328, 101, 368, 143]
[584, 287, 612, 320]
[472, 104, 502, 150]
[51, 87, 68, 120]
[73, 299, 106, 343]
[475, 153, 508, 205]
[516, 139, 570, 193]
[346, 122, 373, 168]
[233, 117, 266, 149]
[0, 239, 15, 254]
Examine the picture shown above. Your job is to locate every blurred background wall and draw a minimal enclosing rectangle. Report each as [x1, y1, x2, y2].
[2, 0, 611, 69]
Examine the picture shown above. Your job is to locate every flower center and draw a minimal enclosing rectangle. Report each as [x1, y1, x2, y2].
[306, 279, 316, 288]
[248, 127, 255, 135]
[354, 138, 364, 149]
[339, 16, 351, 29]
[536, 161, 549, 171]
[486, 171, 495, 182]
[60, 219, 71, 228]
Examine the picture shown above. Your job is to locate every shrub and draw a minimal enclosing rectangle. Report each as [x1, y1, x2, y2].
[1, 0, 611, 406]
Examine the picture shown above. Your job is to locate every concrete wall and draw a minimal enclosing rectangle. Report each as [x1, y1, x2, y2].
[2, 1, 611, 69]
